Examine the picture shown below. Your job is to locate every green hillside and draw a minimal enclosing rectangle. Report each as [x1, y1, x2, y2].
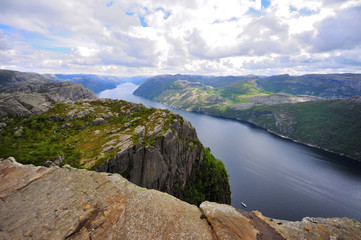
[134, 74, 361, 161]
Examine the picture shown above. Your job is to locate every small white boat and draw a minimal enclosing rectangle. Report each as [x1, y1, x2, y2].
[241, 202, 247, 208]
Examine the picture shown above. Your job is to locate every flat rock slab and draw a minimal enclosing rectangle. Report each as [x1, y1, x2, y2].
[0, 158, 212, 240]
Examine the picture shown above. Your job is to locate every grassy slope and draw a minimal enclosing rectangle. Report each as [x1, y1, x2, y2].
[206, 98, 361, 161]
[0, 99, 188, 168]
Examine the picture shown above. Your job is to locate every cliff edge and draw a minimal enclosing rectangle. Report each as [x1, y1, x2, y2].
[1, 158, 360, 240]
[0, 98, 230, 205]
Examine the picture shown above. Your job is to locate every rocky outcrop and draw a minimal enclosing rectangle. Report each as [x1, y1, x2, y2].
[0, 69, 97, 105]
[0, 69, 48, 88]
[0, 98, 231, 205]
[0, 158, 213, 240]
[0, 93, 53, 117]
[0, 86, 97, 118]
[1, 158, 360, 240]
[97, 118, 202, 197]
[0, 70, 97, 118]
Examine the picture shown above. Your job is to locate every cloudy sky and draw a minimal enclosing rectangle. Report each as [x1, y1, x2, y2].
[0, 0, 361, 76]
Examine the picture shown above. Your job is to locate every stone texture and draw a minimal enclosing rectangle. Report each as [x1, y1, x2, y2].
[254, 211, 361, 240]
[0, 84, 97, 118]
[93, 117, 105, 125]
[0, 69, 97, 118]
[200, 201, 259, 240]
[97, 119, 206, 200]
[0, 158, 212, 240]
[0, 93, 53, 117]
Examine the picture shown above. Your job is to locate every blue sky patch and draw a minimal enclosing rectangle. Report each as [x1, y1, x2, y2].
[139, 16, 148, 27]
[106, 1, 113, 7]
[261, 0, 270, 9]
[290, 6, 297, 12]
[247, 8, 262, 17]
[289, 6, 318, 16]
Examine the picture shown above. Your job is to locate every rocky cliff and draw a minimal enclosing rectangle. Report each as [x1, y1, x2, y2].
[0, 98, 230, 205]
[1, 158, 360, 240]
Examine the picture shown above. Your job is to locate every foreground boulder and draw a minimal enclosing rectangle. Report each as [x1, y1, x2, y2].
[0, 158, 212, 239]
[1, 158, 360, 240]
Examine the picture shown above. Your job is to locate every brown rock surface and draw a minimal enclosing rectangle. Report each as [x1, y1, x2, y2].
[200, 201, 259, 240]
[0, 158, 212, 240]
[254, 211, 361, 240]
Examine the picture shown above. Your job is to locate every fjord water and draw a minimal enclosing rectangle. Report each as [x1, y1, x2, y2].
[99, 83, 361, 221]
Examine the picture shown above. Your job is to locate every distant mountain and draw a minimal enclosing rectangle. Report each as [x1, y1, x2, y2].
[0, 69, 49, 89]
[43, 74, 147, 93]
[135, 73, 361, 100]
[257, 73, 361, 98]
[134, 73, 361, 161]
[133, 74, 323, 111]
[0, 69, 97, 117]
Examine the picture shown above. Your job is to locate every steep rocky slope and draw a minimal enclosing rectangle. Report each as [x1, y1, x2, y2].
[1, 158, 360, 240]
[0, 98, 230, 205]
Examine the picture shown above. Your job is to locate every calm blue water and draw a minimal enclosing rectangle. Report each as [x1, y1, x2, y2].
[99, 83, 361, 221]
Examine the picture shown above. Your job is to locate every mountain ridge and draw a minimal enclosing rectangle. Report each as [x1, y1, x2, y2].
[134, 74, 361, 161]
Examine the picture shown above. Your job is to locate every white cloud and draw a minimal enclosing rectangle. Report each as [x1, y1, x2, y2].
[0, 0, 360, 75]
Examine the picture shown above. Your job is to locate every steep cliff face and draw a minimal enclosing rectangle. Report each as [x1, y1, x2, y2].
[97, 118, 201, 197]
[1, 158, 360, 240]
[0, 98, 230, 205]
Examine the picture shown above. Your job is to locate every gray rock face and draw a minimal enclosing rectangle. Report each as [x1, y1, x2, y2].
[0, 78, 97, 118]
[42, 82, 97, 102]
[0, 69, 97, 109]
[97, 119, 203, 199]
[0, 93, 53, 117]
[0, 69, 49, 89]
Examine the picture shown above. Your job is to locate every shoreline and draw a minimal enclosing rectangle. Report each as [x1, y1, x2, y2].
[146, 99, 361, 164]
